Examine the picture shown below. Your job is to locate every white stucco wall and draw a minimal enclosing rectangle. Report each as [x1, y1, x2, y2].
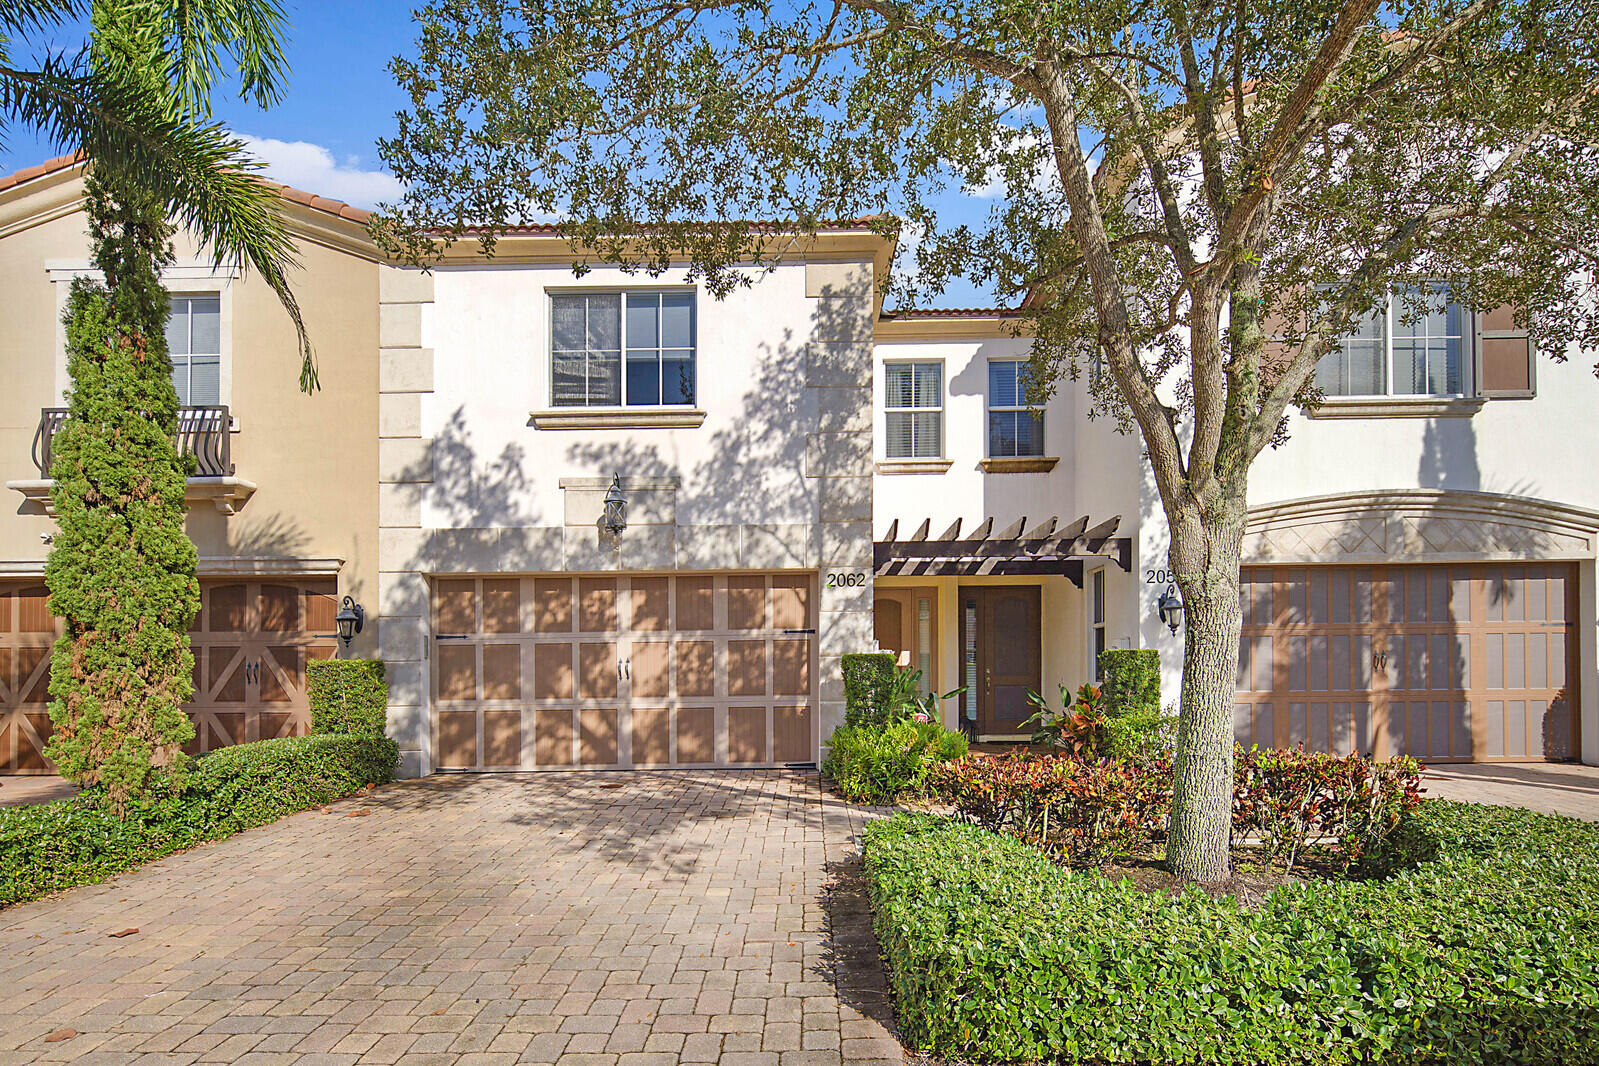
[421, 262, 824, 531]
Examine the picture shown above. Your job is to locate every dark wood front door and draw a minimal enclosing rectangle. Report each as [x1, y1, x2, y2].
[960, 586, 1042, 737]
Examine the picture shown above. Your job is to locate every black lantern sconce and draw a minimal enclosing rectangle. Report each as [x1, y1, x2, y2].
[1157, 584, 1185, 636]
[334, 596, 366, 647]
[602, 473, 628, 538]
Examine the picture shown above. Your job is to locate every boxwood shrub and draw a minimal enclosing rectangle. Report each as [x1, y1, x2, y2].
[822, 720, 967, 802]
[308, 658, 389, 736]
[864, 804, 1599, 1064]
[841, 652, 898, 728]
[0, 733, 397, 909]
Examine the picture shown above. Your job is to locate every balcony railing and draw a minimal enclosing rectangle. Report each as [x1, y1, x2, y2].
[32, 405, 234, 478]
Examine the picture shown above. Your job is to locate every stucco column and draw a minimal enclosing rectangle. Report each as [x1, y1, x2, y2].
[804, 262, 875, 752]
[376, 265, 435, 778]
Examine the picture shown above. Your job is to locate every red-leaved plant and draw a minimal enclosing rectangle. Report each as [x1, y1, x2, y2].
[931, 747, 1423, 871]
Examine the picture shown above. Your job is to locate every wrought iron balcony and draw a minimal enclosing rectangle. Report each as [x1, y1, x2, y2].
[32, 405, 234, 478]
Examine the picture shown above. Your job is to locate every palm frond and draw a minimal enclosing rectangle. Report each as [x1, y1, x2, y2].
[0, 57, 318, 390]
[0, 0, 87, 36]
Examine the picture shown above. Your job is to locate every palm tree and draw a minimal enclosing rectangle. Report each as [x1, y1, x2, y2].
[0, 0, 317, 389]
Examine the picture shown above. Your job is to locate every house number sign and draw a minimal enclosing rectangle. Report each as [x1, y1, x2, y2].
[826, 571, 869, 589]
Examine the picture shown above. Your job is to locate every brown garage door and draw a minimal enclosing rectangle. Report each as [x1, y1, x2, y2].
[0, 584, 55, 772]
[430, 573, 817, 770]
[1236, 563, 1578, 762]
[0, 578, 337, 772]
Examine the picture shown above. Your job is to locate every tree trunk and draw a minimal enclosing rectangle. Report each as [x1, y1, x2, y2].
[1165, 499, 1247, 883]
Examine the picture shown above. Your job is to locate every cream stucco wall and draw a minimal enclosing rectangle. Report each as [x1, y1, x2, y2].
[0, 170, 382, 658]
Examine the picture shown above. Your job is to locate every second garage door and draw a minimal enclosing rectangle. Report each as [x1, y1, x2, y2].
[431, 572, 817, 770]
[1235, 563, 1578, 761]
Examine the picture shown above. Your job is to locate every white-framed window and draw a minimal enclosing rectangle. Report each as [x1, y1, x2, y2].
[551, 290, 695, 407]
[1089, 568, 1107, 682]
[165, 294, 221, 406]
[1316, 284, 1470, 398]
[884, 361, 943, 459]
[987, 359, 1044, 457]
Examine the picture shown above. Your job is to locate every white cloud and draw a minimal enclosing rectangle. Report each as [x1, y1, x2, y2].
[239, 134, 403, 209]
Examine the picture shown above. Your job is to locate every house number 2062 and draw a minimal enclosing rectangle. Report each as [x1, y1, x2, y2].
[827, 572, 868, 588]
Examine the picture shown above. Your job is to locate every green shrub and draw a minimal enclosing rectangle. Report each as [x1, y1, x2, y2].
[1097, 649, 1171, 758]
[864, 805, 1599, 1064]
[309, 659, 389, 736]
[0, 733, 397, 909]
[841, 652, 898, 728]
[823, 720, 967, 802]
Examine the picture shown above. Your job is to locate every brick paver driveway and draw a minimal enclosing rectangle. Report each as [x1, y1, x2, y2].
[0, 771, 904, 1066]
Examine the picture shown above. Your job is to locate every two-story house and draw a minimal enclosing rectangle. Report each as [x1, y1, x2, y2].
[2, 156, 1594, 778]
[0, 157, 381, 774]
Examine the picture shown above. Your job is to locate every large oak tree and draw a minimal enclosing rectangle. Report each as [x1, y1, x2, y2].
[376, 0, 1599, 880]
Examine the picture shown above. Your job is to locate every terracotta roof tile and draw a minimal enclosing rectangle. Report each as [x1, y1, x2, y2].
[0, 154, 374, 225]
[883, 306, 1025, 319]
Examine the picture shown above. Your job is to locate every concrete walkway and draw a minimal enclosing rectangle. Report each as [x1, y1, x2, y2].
[0, 771, 903, 1066]
[0, 775, 76, 808]
[1423, 761, 1599, 821]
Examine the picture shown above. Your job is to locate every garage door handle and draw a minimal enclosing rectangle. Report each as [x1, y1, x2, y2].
[617, 658, 630, 680]
[784, 628, 816, 635]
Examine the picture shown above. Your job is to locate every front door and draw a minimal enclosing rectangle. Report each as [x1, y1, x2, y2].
[960, 586, 1041, 738]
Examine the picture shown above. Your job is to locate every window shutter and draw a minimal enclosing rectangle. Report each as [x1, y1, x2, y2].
[1477, 305, 1535, 398]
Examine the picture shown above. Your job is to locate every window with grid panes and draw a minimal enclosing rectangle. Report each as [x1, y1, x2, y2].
[884, 362, 942, 459]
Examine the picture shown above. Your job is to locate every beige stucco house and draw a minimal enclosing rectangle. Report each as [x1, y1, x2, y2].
[2, 156, 1594, 778]
[0, 157, 380, 773]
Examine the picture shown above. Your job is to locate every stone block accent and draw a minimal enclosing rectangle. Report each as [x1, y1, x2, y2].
[379, 437, 434, 483]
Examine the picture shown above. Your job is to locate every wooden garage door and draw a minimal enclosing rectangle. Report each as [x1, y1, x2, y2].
[187, 579, 338, 754]
[0, 578, 337, 772]
[0, 584, 56, 772]
[1236, 564, 1577, 762]
[431, 573, 817, 770]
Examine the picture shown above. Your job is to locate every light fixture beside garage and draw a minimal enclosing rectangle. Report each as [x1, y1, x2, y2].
[602, 473, 629, 538]
[335, 596, 366, 647]
[1157, 583, 1185, 636]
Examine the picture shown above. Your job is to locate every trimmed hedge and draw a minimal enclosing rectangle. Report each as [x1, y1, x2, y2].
[864, 804, 1599, 1064]
[841, 652, 897, 728]
[309, 658, 389, 736]
[0, 733, 397, 909]
[822, 720, 967, 802]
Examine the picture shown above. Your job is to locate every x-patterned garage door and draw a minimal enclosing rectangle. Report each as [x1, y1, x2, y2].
[1235, 563, 1578, 761]
[431, 573, 817, 770]
[0, 583, 54, 772]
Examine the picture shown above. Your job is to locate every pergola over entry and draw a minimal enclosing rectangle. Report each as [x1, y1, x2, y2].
[874, 515, 1132, 586]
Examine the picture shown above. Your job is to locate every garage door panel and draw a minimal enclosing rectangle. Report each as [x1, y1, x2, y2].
[535, 709, 575, 765]
[437, 644, 477, 701]
[774, 705, 812, 763]
[675, 578, 714, 630]
[534, 644, 574, 698]
[483, 709, 522, 766]
[534, 579, 573, 632]
[579, 642, 618, 699]
[632, 641, 670, 698]
[578, 579, 618, 632]
[482, 644, 521, 700]
[579, 708, 618, 764]
[437, 710, 477, 768]
[728, 641, 767, 696]
[632, 578, 670, 631]
[483, 580, 521, 633]
[728, 577, 766, 630]
[633, 707, 671, 765]
[678, 640, 715, 697]
[676, 707, 714, 764]
[729, 707, 767, 763]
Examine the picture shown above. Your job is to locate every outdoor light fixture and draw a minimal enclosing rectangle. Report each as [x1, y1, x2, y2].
[334, 596, 365, 647]
[602, 472, 628, 538]
[1157, 584, 1185, 636]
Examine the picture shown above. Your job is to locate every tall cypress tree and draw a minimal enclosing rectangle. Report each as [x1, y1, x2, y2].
[44, 170, 200, 813]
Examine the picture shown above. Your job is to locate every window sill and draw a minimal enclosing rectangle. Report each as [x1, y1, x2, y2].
[1306, 397, 1486, 419]
[979, 456, 1061, 473]
[876, 459, 953, 475]
[529, 408, 707, 430]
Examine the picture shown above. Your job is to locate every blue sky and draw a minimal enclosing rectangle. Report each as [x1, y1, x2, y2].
[0, 2, 997, 307]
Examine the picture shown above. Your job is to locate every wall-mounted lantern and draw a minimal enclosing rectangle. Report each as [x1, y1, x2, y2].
[1157, 584, 1185, 636]
[335, 596, 366, 647]
[602, 473, 628, 538]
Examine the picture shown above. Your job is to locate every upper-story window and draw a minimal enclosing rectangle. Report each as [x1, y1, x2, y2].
[1316, 284, 1469, 398]
[988, 359, 1044, 457]
[884, 361, 942, 459]
[551, 291, 695, 407]
[165, 294, 221, 406]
